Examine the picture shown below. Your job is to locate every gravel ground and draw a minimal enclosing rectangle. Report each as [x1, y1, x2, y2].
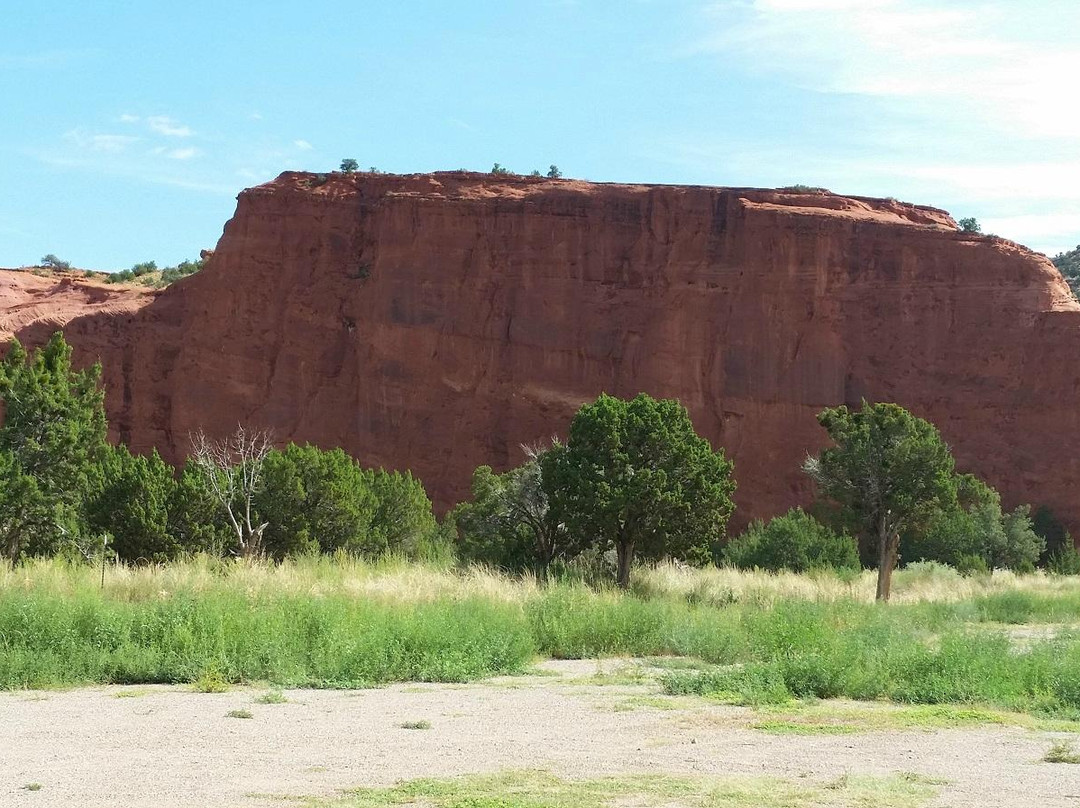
[2, 660, 1077, 808]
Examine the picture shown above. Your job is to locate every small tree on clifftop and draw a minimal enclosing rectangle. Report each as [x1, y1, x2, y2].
[339, 158, 359, 174]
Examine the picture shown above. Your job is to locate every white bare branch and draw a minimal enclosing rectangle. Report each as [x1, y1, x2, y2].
[189, 425, 273, 558]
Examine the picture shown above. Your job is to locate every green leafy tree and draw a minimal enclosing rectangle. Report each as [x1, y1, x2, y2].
[368, 468, 438, 556]
[88, 445, 178, 562]
[546, 165, 562, 179]
[542, 393, 735, 589]
[958, 217, 981, 233]
[993, 504, 1044, 573]
[168, 460, 234, 555]
[491, 163, 511, 175]
[902, 475, 1044, 573]
[339, 158, 359, 174]
[454, 445, 570, 577]
[254, 443, 377, 558]
[39, 254, 71, 270]
[804, 401, 957, 601]
[724, 508, 859, 572]
[0, 333, 107, 561]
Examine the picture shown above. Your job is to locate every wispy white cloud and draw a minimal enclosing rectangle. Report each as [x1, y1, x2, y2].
[696, 0, 1080, 140]
[63, 128, 139, 153]
[166, 147, 200, 160]
[146, 115, 194, 137]
[293, 139, 314, 150]
[672, 1, 1080, 253]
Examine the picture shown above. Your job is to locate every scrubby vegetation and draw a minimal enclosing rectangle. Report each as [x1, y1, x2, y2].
[1053, 243, 1080, 298]
[106, 256, 204, 288]
[724, 509, 859, 572]
[4, 558, 1080, 721]
[2, 331, 1079, 724]
[0, 334, 442, 565]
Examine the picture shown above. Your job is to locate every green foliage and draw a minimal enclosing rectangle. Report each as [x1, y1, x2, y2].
[130, 260, 157, 277]
[88, 445, 179, 562]
[8, 558, 1080, 721]
[1048, 546, 1080, 576]
[106, 257, 203, 287]
[367, 468, 438, 555]
[39, 254, 71, 270]
[490, 162, 511, 175]
[255, 444, 377, 558]
[996, 505, 1043, 572]
[958, 217, 981, 233]
[0, 333, 107, 560]
[806, 402, 957, 600]
[454, 447, 569, 575]
[724, 509, 859, 572]
[902, 476, 1043, 573]
[902, 473, 1045, 574]
[339, 158, 359, 173]
[542, 393, 735, 588]
[1033, 505, 1073, 565]
[1053, 244, 1080, 298]
[547, 164, 563, 179]
[167, 460, 234, 555]
[0, 573, 533, 688]
[253, 444, 438, 559]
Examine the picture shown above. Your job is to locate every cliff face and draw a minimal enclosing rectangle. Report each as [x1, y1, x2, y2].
[9, 172, 1080, 530]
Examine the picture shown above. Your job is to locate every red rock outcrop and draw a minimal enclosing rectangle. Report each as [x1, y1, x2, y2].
[5, 172, 1080, 533]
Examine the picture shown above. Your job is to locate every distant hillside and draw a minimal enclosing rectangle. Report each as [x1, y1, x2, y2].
[1053, 244, 1080, 297]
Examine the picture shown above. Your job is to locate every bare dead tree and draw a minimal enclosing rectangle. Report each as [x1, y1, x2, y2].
[190, 425, 273, 559]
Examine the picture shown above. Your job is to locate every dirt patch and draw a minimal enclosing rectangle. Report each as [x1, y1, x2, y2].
[2, 671, 1077, 808]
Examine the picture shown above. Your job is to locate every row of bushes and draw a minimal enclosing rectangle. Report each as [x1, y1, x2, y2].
[105, 257, 204, 287]
[3, 332, 1078, 583]
[0, 334, 440, 564]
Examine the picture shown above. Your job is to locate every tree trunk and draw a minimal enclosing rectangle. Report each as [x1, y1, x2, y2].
[875, 520, 899, 602]
[616, 540, 634, 590]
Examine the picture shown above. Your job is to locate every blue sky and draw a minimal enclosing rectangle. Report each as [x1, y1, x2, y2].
[2, 0, 1078, 270]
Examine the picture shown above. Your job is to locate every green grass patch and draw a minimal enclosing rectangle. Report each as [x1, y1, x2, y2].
[398, 719, 432, 730]
[0, 584, 533, 689]
[254, 690, 288, 704]
[5, 559, 1080, 722]
[227, 708, 253, 719]
[1045, 741, 1080, 763]
[743, 701, 1080, 734]
[305, 769, 941, 808]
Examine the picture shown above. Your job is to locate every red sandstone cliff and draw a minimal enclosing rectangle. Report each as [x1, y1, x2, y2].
[5, 172, 1079, 532]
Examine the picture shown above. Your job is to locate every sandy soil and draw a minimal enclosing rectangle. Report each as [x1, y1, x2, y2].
[2, 660, 1077, 808]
